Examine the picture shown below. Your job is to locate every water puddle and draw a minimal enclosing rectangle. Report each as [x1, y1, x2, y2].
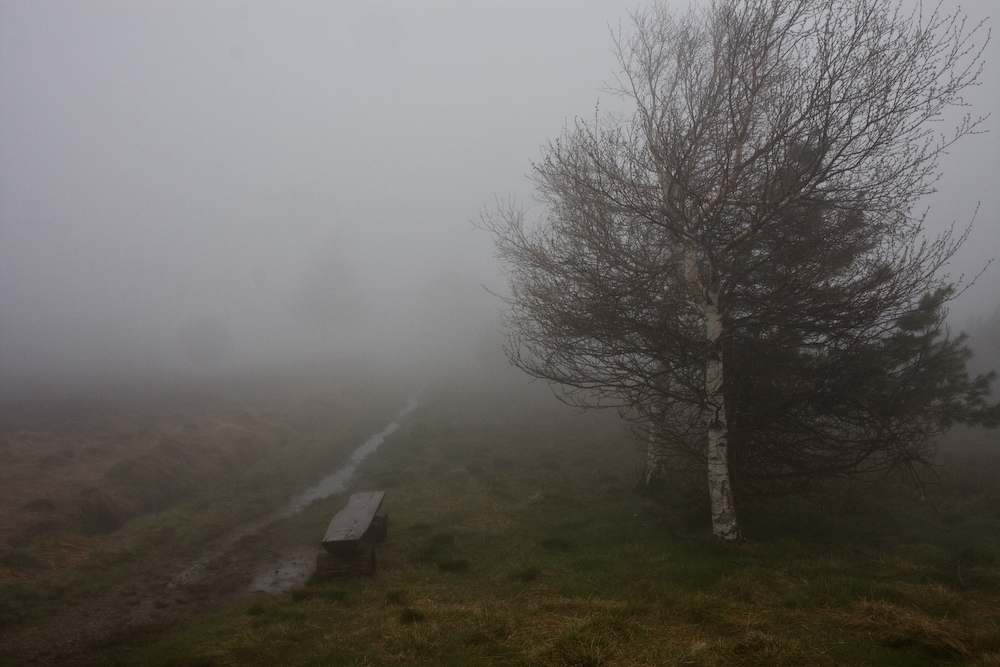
[168, 395, 418, 592]
[247, 545, 317, 594]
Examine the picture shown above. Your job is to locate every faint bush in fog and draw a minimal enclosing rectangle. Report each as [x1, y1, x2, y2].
[288, 238, 363, 329]
[965, 304, 1000, 377]
[176, 315, 232, 368]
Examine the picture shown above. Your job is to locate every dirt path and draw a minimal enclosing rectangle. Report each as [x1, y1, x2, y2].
[13, 397, 418, 665]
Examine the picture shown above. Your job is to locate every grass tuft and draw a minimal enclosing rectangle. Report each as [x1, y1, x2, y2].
[399, 607, 426, 624]
[509, 565, 545, 582]
[244, 599, 269, 616]
[437, 558, 470, 573]
[542, 624, 616, 667]
[540, 536, 576, 551]
[849, 598, 974, 661]
[76, 489, 129, 535]
[732, 629, 784, 656]
[958, 544, 998, 567]
[384, 589, 409, 606]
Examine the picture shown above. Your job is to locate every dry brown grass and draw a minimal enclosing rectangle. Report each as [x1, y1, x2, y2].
[846, 598, 973, 661]
[0, 363, 416, 585]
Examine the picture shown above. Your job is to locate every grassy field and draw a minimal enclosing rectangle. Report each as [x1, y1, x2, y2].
[1, 366, 999, 665]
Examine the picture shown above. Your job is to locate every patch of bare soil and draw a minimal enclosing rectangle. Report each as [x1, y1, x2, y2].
[248, 545, 319, 594]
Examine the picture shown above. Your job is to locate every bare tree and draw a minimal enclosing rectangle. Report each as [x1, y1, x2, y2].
[484, 0, 996, 540]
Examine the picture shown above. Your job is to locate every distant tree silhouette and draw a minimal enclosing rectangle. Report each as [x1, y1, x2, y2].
[966, 304, 1000, 380]
[177, 315, 232, 368]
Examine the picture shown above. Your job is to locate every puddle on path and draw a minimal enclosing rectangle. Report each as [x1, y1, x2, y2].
[248, 545, 318, 594]
[170, 395, 418, 593]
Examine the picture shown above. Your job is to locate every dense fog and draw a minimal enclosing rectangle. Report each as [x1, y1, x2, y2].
[1, 0, 997, 391]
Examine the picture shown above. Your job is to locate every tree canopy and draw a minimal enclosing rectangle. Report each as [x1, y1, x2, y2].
[484, 0, 997, 539]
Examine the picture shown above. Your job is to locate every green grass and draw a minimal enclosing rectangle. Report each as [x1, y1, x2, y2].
[3, 369, 1000, 666]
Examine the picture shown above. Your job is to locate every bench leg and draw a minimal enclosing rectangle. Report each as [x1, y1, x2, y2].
[315, 547, 376, 578]
[362, 515, 388, 543]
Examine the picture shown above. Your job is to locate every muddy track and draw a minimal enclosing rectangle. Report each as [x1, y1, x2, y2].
[18, 531, 326, 663]
[11, 396, 418, 665]
[18, 534, 279, 664]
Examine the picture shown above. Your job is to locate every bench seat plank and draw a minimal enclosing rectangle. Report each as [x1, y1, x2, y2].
[322, 491, 385, 547]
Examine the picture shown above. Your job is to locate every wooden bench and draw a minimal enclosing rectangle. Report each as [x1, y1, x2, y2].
[315, 491, 387, 577]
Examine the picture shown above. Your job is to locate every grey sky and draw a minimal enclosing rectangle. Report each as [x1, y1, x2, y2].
[0, 1, 996, 383]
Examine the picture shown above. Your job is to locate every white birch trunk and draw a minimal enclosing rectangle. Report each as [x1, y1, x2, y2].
[681, 228, 739, 539]
[704, 294, 741, 540]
